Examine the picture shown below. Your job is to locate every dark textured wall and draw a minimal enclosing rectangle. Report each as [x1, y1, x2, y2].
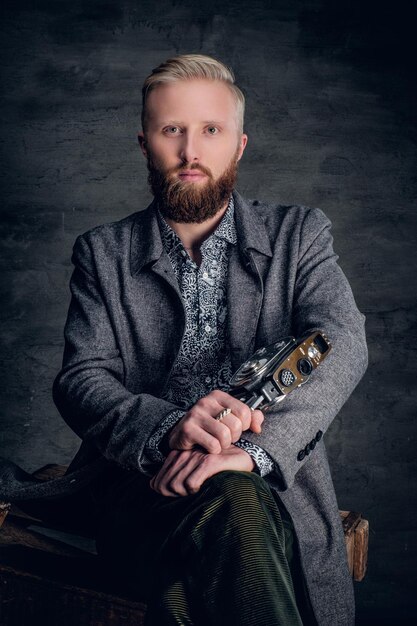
[1, 1, 416, 623]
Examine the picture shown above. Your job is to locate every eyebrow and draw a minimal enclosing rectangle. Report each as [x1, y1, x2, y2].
[158, 119, 227, 126]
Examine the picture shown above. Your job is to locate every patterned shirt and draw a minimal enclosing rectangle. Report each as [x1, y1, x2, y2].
[144, 196, 275, 477]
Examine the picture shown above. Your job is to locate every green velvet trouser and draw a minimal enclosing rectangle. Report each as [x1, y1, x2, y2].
[95, 469, 317, 626]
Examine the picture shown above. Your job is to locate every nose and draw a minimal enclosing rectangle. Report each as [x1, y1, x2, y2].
[178, 130, 200, 164]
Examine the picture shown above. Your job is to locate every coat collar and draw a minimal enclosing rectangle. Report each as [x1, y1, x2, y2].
[130, 197, 163, 276]
[129, 190, 272, 275]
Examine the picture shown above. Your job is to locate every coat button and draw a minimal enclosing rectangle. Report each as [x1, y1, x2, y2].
[253, 200, 260, 206]
[304, 443, 311, 455]
[316, 430, 323, 442]
[310, 438, 316, 450]
[297, 449, 306, 462]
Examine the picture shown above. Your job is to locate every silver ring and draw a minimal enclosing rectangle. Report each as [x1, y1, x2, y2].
[215, 408, 231, 421]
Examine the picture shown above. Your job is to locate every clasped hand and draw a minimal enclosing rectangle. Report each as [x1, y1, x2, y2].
[150, 390, 264, 497]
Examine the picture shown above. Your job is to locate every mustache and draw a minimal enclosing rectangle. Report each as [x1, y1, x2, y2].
[166, 162, 214, 179]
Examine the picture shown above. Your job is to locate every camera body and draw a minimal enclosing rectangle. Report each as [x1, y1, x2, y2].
[229, 330, 331, 412]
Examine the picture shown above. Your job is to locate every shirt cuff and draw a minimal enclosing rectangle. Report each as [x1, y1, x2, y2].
[143, 408, 186, 465]
[234, 439, 275, 477]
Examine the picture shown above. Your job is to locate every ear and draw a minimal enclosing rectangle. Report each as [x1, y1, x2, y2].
[137, 132, 148, 158]
[236, 133, 248, 162]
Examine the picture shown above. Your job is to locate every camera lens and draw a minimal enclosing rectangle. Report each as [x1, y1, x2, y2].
[297, 358, 313, 376]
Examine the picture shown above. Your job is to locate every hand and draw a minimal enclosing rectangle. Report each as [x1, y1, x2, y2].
[150, 446, 255, 497]
[168, 390, 264, 454]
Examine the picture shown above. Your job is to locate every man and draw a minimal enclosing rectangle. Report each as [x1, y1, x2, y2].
[21, 54, 367, 625]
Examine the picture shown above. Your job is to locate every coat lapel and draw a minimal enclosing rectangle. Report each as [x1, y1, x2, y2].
[129, 201, 186, 382]
[228, 191, 273, 370]
[130, 198, 184, 305]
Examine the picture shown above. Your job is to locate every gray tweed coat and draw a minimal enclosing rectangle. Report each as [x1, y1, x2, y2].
[0, 189, 367, 625]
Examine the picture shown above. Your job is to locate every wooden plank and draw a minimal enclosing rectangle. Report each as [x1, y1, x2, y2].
[0, 562, 146, 626]
[340, 510, 361, 575]
[353, 518, 369, 582]
[0, 465, 66, 526]
[0, 517, 91, 558]
[32, 464, 68, 482]
[344, 530, 355, 576]
[0, 502, 10, 529]
[6, 503, 42, 523]
[341, 510, 362, 536]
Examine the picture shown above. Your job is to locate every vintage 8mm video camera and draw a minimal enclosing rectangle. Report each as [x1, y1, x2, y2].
[229, 331, 331, 412]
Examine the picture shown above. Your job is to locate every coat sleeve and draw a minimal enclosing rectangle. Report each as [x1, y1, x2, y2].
[240, 207, 368, 490]
[53, 234, 183, 474]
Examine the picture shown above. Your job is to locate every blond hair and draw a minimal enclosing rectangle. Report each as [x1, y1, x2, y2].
[141, 54, 245, 132]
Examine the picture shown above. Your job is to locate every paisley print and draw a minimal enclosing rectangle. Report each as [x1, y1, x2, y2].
[144, 196, 274, 477]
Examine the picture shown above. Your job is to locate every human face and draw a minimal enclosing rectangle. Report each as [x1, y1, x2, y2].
[138, 79, 248, 221]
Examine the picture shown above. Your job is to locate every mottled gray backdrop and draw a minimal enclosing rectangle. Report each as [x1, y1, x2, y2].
[1, 0, 416, 624]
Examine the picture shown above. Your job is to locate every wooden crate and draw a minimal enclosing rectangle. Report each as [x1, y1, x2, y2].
[0, 507, 145, 625]
[0, 465, 369, 625]
[340, 510, 369, 582]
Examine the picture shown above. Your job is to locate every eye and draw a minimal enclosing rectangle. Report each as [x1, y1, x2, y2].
[206, 126, 219, 135]
[163, 126, 181, 134]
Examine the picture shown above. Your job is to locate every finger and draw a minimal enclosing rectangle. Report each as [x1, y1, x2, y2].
[170, 416, 223, 454]
[173, 413, 233, 452]
[151, 465, 177, 496]
[200, 416, 233, 450]
[209, 391, 253, 430]
[182, 453, 228, 495]
[183, 446, 257, 495]
[218, 413, 243, 442]
[158, 450, 206, 497]
[151, 450, 188, 495]
[150, 474, 173, 495]
[249, 409, 264, 434]
[167, 452, 206, 497]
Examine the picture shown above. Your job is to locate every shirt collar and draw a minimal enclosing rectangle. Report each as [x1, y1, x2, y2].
[157, 195, 237, 256]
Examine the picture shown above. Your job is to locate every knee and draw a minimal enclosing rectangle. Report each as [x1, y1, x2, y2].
[203, 470, 273, 513]
[206, 469, 264, 490]
[183, 471, 288, 554]
[207, 470, 269, 493]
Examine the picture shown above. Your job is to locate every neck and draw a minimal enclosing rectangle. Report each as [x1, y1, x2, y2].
[164, 199, 229, 251]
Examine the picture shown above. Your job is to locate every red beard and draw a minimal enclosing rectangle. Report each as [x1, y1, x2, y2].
[146, 150, 240, 223]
